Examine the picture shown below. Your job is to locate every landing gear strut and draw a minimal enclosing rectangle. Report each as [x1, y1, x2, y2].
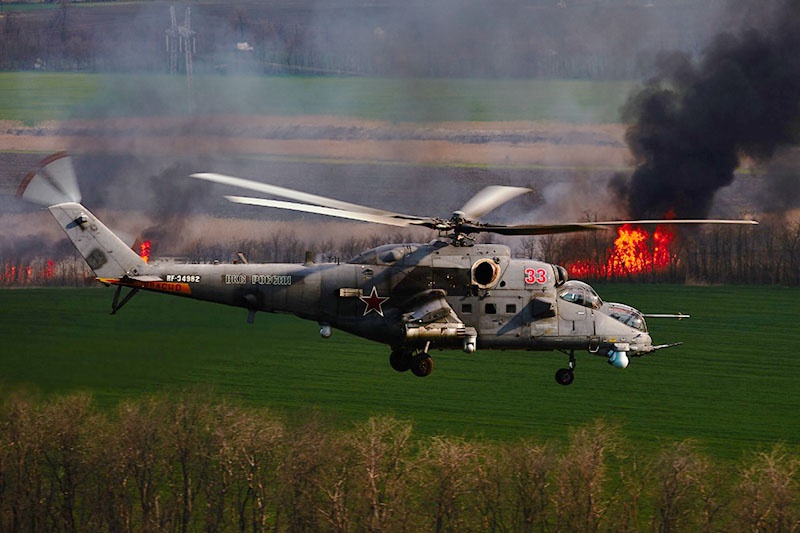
[555, 351, 576, 386]
[389, 343, 434, 377]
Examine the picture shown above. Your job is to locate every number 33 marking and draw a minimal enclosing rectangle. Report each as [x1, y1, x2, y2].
[525, 268, 547, 284]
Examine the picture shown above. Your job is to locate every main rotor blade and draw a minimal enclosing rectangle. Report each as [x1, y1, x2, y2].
[591, 219, 759, 227]
[458, 185, 532, 220]
[461, 222, 611, 236]
[224, 196, 420, 227]
[461, 218, 758, 236]
[192, 172, 423, 220]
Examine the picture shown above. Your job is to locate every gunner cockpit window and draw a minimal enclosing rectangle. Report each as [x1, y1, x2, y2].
[606, 304, 648, 332]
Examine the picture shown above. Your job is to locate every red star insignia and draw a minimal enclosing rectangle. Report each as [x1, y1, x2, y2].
[360, 286, 389, 317]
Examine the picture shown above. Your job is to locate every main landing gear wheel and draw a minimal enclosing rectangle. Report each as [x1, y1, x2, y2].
[411, 354, 434, 377]
[555, 368, 574, 386]
[390, 349, 412, 372]
[555, 351, 577, 386]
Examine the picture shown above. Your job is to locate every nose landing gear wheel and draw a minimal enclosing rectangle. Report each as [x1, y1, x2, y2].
[555, 351, 576, 385]
[555, 368, 574, 386]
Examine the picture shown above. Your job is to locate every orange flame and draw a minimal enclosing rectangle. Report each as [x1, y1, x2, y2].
[139, 240, 151, 263]
[567, 224, 677, 279]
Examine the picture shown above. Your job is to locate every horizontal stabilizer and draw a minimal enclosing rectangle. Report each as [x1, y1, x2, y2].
[98, 276, 164, 286]
[126, 275, 163, 282]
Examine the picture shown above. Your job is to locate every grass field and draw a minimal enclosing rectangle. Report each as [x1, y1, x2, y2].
[2, 285, 798, 461]
[0, 72, 634, 124]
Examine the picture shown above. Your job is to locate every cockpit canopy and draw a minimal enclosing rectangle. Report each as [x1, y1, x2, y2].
[557, 280, 602, 310]
[558, 281, 648, 332]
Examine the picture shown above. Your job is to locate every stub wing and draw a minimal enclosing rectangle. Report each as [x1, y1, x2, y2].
[400, 289, 461, 325]
[399, 290, 477, 351]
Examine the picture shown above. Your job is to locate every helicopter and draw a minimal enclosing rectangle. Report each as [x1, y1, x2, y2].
[18, 153, 757, 385]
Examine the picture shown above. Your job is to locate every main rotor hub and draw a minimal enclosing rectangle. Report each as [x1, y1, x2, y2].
[450, 210, 466, 225]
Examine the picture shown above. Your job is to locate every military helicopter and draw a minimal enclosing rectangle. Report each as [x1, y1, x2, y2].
[19, 153, 757, 385]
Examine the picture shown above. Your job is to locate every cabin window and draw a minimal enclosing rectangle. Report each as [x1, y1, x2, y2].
[485, 303, 497, 315]
[461, 303, 472, 314]
[506, 304, 517, 314]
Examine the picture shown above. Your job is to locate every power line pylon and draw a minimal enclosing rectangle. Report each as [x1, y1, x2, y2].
[166, 6, 195, 76]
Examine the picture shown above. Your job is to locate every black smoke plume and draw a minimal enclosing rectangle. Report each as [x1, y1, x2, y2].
[618, 0, 800, 219]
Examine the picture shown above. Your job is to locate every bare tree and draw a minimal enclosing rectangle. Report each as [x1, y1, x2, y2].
[611, 452, 650, 533]
[203, 403, 284, 532]
[418, 436, 479, 533]
[651, 440, 716, 533]
[115, 397, 171, 532]
[163, 395, 217, 533]
[552, 420, 620, 532]
[347, 416, 413, 532]
[275, 414, 330, 532]
[1, 393, 48, 532]
[507, 440, 554, 533]
[735, 444, 800, 532]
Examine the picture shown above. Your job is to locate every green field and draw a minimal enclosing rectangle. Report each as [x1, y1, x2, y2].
[2, 285, 798, 460]
[0, 72, 634, 124]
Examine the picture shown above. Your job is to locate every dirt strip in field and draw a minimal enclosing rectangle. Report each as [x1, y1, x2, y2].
[0, 116, 631, 169]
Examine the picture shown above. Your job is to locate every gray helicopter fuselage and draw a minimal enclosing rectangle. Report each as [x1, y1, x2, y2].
[24, 152, 746, 385]
[137, 241, 652, 356]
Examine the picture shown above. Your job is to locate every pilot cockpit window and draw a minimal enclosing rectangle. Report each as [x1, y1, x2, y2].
[558, 280, 602, 309]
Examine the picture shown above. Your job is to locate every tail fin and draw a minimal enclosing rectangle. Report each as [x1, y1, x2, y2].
[49, 202, 148, 280]
[17, 152, 146, 280]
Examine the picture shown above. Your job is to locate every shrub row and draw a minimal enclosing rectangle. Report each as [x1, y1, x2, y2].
[0, 392, 797, 532]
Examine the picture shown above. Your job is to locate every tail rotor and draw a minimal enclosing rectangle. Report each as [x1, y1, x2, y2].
[16, 152, 82, 206]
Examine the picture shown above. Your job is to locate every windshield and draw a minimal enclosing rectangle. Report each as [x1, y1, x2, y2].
[557, 280, 603, 309]
[605, 303, 648, 332]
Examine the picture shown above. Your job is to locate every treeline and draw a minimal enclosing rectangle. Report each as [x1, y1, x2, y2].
[0, 256, 93, 287]
[0, 392, 797, 532]
[0, 1, 720, 78]
[2, 217, 799, 286]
